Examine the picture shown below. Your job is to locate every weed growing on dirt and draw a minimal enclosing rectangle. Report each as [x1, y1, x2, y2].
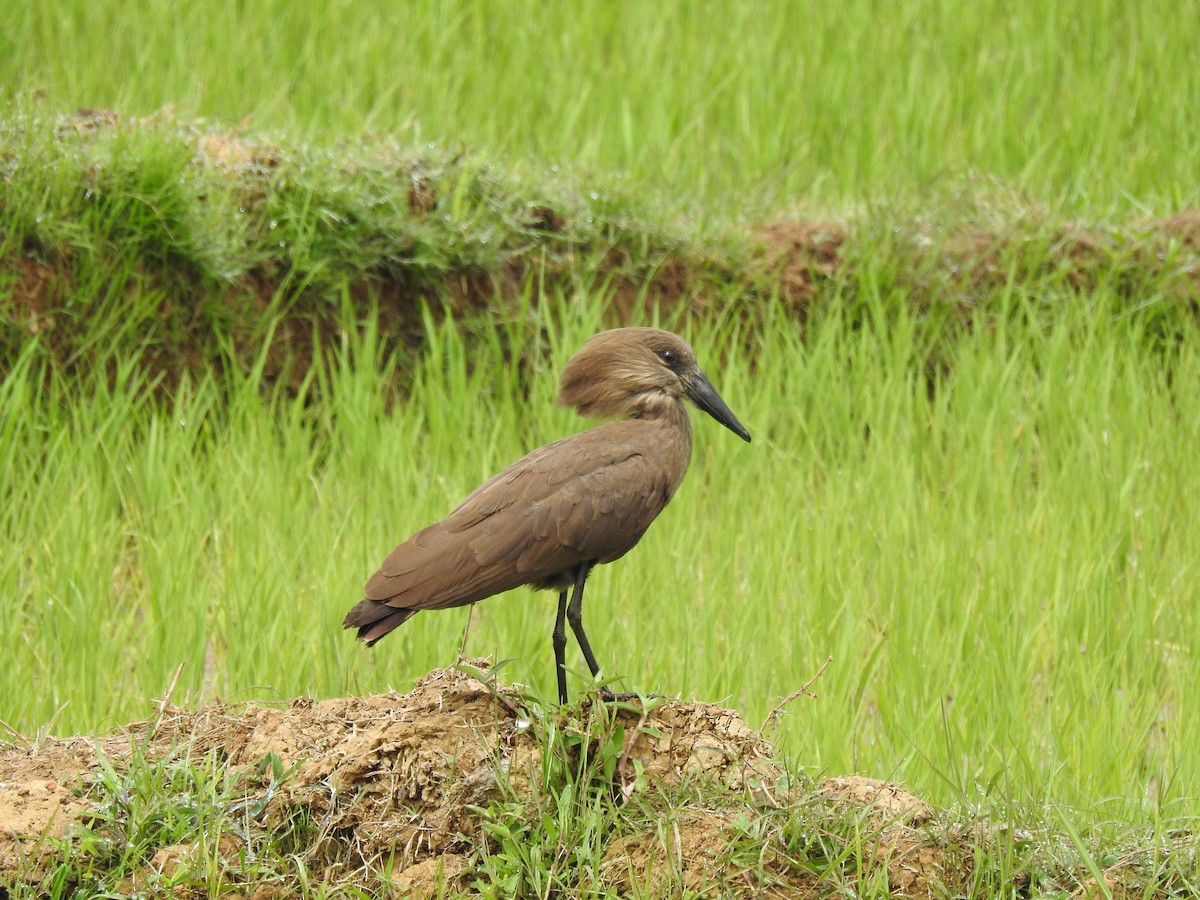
[1, 101, 728, 376]
[16, 742, 312, 898]
[466, 694, 638, 896]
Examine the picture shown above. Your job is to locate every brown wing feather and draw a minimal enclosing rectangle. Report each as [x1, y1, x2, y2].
[350, 420, 675, 632]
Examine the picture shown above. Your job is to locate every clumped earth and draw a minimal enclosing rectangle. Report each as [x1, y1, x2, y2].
[0, 666, 976, 897]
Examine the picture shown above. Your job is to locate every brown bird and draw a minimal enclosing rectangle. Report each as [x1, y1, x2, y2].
[343, 327, 751, 704]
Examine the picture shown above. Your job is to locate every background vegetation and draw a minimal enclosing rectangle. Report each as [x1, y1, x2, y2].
[5, 0, 1198, 217]
[3, 0, 1200, 893]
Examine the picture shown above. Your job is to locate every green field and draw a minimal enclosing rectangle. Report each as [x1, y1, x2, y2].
[5, 0, 1198, 217]
[4, 1, 1200, 895]
[6, 294, 1200, 813]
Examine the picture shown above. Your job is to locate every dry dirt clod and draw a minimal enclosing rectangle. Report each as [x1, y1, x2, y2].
[754, 219, 846, 311]
[816, 775, 933, 826]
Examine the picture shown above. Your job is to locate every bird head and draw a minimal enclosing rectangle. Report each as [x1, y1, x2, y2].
[557, 328, 751, 442]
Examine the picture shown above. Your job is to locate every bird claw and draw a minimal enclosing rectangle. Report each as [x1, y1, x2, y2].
[599, 689, 662, 705]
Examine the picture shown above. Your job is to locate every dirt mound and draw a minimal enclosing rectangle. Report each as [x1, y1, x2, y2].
[754, 220, 847, 312]
[0, 666, 952, 896]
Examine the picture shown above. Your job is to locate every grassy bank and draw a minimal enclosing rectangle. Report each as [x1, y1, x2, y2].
[3, 107, 1198, 391]
[0, 105, 727, 382]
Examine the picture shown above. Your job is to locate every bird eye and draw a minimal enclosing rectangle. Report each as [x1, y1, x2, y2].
[657, 348, 678, 366]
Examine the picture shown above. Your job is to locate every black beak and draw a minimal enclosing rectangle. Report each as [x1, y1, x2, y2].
[686, 370, 751, 442]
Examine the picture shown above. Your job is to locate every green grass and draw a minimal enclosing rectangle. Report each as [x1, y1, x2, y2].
[4, 290, 1199, 830]
[3, 0, 1199, 219]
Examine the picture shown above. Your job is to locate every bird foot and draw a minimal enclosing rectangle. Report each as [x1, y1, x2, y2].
[599, 689, 662, 704]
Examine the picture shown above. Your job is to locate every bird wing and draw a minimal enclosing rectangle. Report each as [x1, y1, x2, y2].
[362, 422, 674, 611]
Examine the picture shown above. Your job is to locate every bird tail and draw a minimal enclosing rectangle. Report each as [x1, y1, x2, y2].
[342, 600, 419, 646]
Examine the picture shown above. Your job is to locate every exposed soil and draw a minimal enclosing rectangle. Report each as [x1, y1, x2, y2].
[0, 666, 961, 897]
[754, 219, 847, 314]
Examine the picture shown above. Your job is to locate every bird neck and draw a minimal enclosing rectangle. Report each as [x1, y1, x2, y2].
[633, 398, 693, 494]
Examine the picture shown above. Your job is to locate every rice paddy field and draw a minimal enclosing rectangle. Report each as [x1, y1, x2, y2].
[4, 1, 1200, 895]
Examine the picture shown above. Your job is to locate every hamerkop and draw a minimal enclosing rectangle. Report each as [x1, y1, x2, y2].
[343, 327, 751, 704]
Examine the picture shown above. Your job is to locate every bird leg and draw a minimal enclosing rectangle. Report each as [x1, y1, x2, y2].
[553, 589, 570, 705]
[567, 562, 656, 704]
[553, 565, 606, 705]
[559, 562, 645, 704]
[566, 562, 602, 680]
